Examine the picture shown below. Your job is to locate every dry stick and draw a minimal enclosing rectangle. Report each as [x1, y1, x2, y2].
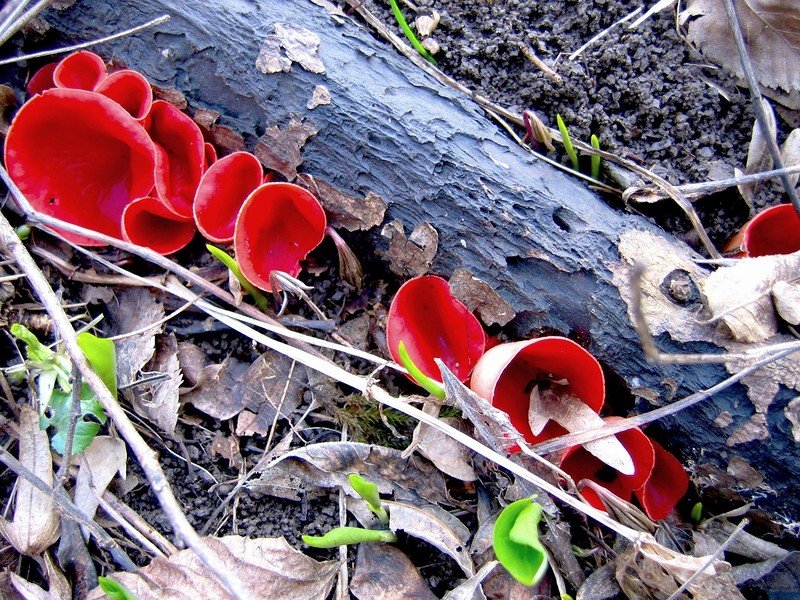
[343, 0, 720, 258]
[0, 445, 137, 571]
[0, 0, 50, 48]
[666, 518, 748, 600]
[0, 214, 250, 599]
[676, 164, 800, 199]
[722, 0, 800, 215]
[102, 491, 179, 556]
[0, 14, 171, 66]
[97, 493, 167, 559]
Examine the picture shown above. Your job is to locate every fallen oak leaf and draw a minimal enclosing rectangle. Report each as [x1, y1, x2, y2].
[351, 543, 437, 600]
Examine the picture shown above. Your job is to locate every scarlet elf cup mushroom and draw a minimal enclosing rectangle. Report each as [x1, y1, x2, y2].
[724, 203, 800, 257]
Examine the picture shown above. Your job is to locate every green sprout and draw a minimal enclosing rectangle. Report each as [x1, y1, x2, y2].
[590, 134, 601, 180]
[207, 244, 269, 311]
[493, 497, 549, 586]
[397, 340, 446, 399]
[349, 473, 389, 524]
[98, 576, 138, 600]
[691, 501, 703, 523]
[389, 0, 437, 66]
[556, 114, 579, 172]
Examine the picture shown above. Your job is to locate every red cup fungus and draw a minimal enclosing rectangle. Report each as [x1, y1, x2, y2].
[386, 275, 486, 384]
[203, 142, 218, 170]
[193, 151, 263, 243]
[121, 196, 196, 255]
[4, 88, 156, 245]
[53, 50, 107, 91]
[470, 337, 604, 445]
[94, 69, 153, 121]
[145, 100, 205, 218]
[26, 62, 57, 96]
[724, 203, 800, 257]
[234, 182, 327, 291]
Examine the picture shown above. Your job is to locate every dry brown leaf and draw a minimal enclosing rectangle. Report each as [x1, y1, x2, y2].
[307, 84, 332, 109]
[0, 406, 60, 556]
[772, 279, 800, 324]
[74, 436, 126, 539]
[781, 128, 800, 188]
[449, 268, 515, 327]
[0, 84, 18, 136]
[379, 220, 438, 277]
[682, 0, 800, 109]
[210, 433, 244, 470]
[616, 539, 744, 599]
[181, 357, 250, 420]
[739, 100, 776, 204]
[415, 416, 477, 482]
[576, 562, 620, 600]
[108, 287, 163, 386]
[152, 85, 188, 110]
[350, 543, 437, 600]
[176, 341, 208, 389]
[86, 535, 338, 599]
[441, 560, 495, 600]
[613, 229, 800, 444]
[253, 117, 318, 180]
[236, 352, 306, 436]
[136, 333, 181, 434]
[297, 174, 387, 231]
[385, 500, 474, 576]
[248, 442, 450, 505]
[731, 551, 800, 589]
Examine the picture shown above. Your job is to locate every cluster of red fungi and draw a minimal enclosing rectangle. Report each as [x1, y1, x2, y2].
[6, 51, 688, 520]
[4, 50, 326, 291]
[387, 276, 690, 521]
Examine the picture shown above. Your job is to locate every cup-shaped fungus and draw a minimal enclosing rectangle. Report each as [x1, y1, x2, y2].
[26, 62, 57, 96]
[94, 70, 153, 121]
[635, 438, 689, 520]
[724, 204, 800, 257]
[122, 197, 196, 255]
[53, 51, 107, 91]
[194, 151, 263, 243]
[386, 275, 486, 385]
[4, 89, 156, 245]
[145, 100, 205, 219]
[234, 183, 327, 290]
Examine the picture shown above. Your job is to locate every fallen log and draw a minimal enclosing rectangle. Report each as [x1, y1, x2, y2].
[7, 0, 798, 523]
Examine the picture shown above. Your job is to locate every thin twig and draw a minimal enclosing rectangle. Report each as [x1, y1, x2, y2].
[0, 211, 250, 599]
[677, 164, 800, 198]
[666, 519, 748, 600]
[0, 0, 51, 48]
[721, 0, 800, 214]
[0, 14, 171, 66]
[0, 444, 137, 571]
[102, 491, 178, 556]
[97, 493, 167, 559]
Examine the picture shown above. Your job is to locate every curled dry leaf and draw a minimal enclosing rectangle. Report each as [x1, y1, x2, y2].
[74, 436, 126, 537]
[137, 333, 181, 434]
[351, 543, 437, 600]
[772, 280, 800, 324]
[380, 220, 438, 277]
[385, 500, 475, 576]
[441, 560, 495, 600]
[414, 416, 477, 482]
[738, 100, 777, 205]
[576, 562, 620, 600]
[108, 287, 163, 386]
[253, 117, 318, 180]
[236, 352, 306, 436]
[248, 442, 449, 505]
[449, 268, 515, 327]
[731, 550, 800, 589]
[86, 535, 338, 599]
[781, 128, 800, 189]
[681, 0, 800, 109]
[0, 406, 60, 556]
[181, 356, 250, 420]
[297, 174, 386, 231]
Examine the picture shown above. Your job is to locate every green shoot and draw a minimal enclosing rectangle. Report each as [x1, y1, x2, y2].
[15, 224, 31, 240]
[10, 323, 73, 410]
[349, 473, 389, 524]
[303, 527, 397, 548]
[556, 114, 579, 172]
[207, 244, 270, 311]
[98, 576, 138, 600]
[590, 134, 601, 180]
[691, 501, 703, 523]
[493, 498, 549, 586]
[397, 340, 445, 399]
[389, 0, 437, 66]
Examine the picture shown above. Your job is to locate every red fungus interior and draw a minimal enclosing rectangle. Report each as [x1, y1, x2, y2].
[492, 337, 605, 444]
[122, 196, 195, 255]
[146, 100, 204, 218]
[26, 62, 57, 96]
[95, 70, 153, 121]
[635, 439, 689, 520]
[194, 151, 263, 243]
[53, 51, 107, 91]
[386, 275, 486, 383]
[4, 89, 156, 245]
[234, 183, 327, 289]
[744, 204, 800, 257]
[560, 425, 655, 512]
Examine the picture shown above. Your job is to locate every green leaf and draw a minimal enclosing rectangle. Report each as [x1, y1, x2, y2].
[389, 0, 437, 65]
[691, 501, 703, 523]
[397, 340, 445, 400]
[590, 134, 601, 180]
[41, 388, 106, 455]
[493, 498, 549, 586]
[556, 114, 579, 172]
[11, 323, 52, 363]
[10, 323, 72, 408]
[349, 473, 389, 524]
[77, 332, 117, 397]
[207, 244, 270, 310]
[302, 526, 397, 548]
[98, 576, 138, 600]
